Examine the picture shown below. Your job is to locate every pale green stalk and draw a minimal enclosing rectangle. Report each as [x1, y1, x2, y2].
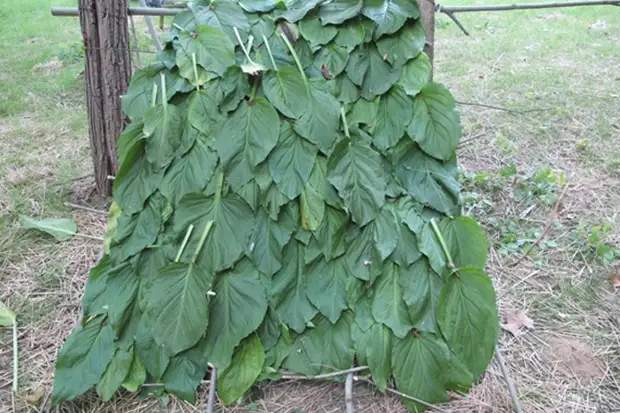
[175, 224, 195, 262]
[429, 219, 456, 269]
[262, 35, 278, 70]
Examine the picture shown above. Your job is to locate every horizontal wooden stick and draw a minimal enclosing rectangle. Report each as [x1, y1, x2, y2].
[51, 6, 187, 17]
[438, 0, 620, 13]
[281, 366, 369, 380]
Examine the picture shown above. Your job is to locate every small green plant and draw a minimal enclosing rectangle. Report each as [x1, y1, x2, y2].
[0, 300, 18, 393]
[57, 42, 85, 64]
[577, 223, 620, 264]
[511, 167, 565, 206]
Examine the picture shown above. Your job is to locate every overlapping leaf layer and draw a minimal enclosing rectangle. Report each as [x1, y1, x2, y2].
[52, 1, 499, 410]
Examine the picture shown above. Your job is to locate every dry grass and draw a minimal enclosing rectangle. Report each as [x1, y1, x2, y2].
[2, 1, 620, 412]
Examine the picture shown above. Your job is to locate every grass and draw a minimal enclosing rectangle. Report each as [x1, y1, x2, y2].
[1, 0, 619, 412]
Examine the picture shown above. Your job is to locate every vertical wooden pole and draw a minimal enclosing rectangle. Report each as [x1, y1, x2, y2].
[418, 0, 436, 78]
[78, 0, 130, 196]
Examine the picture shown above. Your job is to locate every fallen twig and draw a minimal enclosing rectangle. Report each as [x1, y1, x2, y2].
[510, 183, 569, 267]
[345, 372, 355, 413]
[281, 366, 369, 380]
[64, 202, 107, 215]
[494, 345, 524, 413]
[354, 376, 450, 412]
[456, 100, 552, 114]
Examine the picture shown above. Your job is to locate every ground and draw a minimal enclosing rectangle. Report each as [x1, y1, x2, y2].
[1, 1, 619, 412]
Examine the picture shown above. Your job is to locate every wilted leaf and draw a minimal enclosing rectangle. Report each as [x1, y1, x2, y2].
[20, 215, 77, 242]
[501, 311, 535, 337]
[218, 334, 265, 404]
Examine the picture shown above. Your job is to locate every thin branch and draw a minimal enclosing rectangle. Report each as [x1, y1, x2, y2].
[456, 100, 552, 114]
[494, 345, 524, 413]
[138, 0, 163, 52]
[354, 376, 451, 412]
[345, 373, 355, 413]
[206, 367, 217, 413]
[64, 202, 107, 215]
[444, 11, 470, 35]
[281, 366, 369, 380]
[509, 183, 569, 267]
[437, 0, 620, 13]
[129, 15, 143, 68]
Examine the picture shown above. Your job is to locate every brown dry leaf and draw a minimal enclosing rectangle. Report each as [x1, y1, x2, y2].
[609, 274, 620, 289]
[501, 311, 534, 337]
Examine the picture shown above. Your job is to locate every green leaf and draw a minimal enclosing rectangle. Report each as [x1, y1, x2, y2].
[389, 217, 423, 267]
[284, 312, 355, 376]
[314, 206, 348, 260]
[269, 122, 318, 199]
[299, 14, 337, 49]
[102, 263, 140, 333]
[372, 204, 400, 261]
[218, 334, 265, 404]
[334, 19, 366, 50]
[327, 138, 387, 226]
[395, 145, 460, 215]
[143, 103, 184, 170]
[161, 338, 210, 402]
[400, 52, 431, 96]
[293, 82, 340, 154]
[300, 180, 325, 232]
[271, 241, 318, 333]
[319, 0, 363, 25]
[346, 44, 401, 100]
[19, 215, 77, 242]
[371, 84, 412, 151]
[345, 224, 382, 282]
[113, 140, 165, 215]
[281, 0, 324, 22]
[215, 98, 280, 189]
[0, 300, 15, 328]
[419, 221, 447, 275]
[82, 257, 111, 317]
[371, 263, 413, 338]
[118, 122, 145, 167]
[307, 257, 349, 323]
[96, 347, 133, 401]
[160, 136, 218, 206]
[333, 73, 360, 103]
[258, 307, 282, 351]
[396, 196, 426, 234]
[247, 209, 295, 277]
[173, 192, 255, 273]
[192, 0, 251, 43]
[348, 97, 379, 129]
[187, 90, 225, 137]
[408, 83, 461, 161]
[376, 19, 426, 68]
[313, 43, 349, 78]
[439, 216, 489, 269]
[362, 0, 420, 39]
[177, 25, 235, 81]
[392, 332, 450, 411]
[135, 317, 170, 380]
[239, 0, 282, 13]
[437, 268, 499, 379]
[145, 262, 213, 356]
[366, 323, 391, 392]
[203, 259, 268, 370]
[263, 66, 308, 119]
[52, 317, 116, 405]
[122, 352, 146, 392]
[400, 259, 443, 333]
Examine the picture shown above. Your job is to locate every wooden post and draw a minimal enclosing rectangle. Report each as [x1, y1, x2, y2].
[418, 0, 436, 78]
[78, 0, 130, 196]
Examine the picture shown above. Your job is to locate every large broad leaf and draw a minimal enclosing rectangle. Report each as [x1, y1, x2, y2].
[400, 259, 444, 333]
[202, 259, 268, 370]
[121, 352, 146, 392]
[389, 216, 423, 267]
[319, 0, 364, 25]
[437, 268, 499, 379]
[314, 206, 348, 260]
[176, 25, 235, 81]
[366, 323, 392, 392]
[113, 140, 165, 215]
[187, 90, 225, 137]
[327, 138, 387, 226]
[395, 145, 460, 215]
[135, 317, 170, 380]
[348, 97, 379, 129]
[400, 52, 431, 96]
[173, 192, 255, 273]
[333, 73, 360, 103]
[371, 84, 412, 151]
[191, 0, 250, 42]
[145, 262, 213, 356]
[438, 216, 489, 269]
[284, 312, 355, 376]
[19, 216, 77, 242]
[82, 257, 112, 317]
[159, 136, 218, 206]
[263, 66, 308, 119]
[218, 334, 265, 404]
[372, 204, 400, 261]
[362, 0, 420, 39]
[143, 102, 184, 170]
[239, 0, 281, 12]
[52, 317, 116, 405]
[307, 257, 349, 323]
[96, 347, 133, 401]
[298, 14, 338, 50]
[161, 338, 210, 402]
[258, 307, 282, 352]
[215, 98, 280, 189]
[371, 263, 413, 338]
[375, 19, 426, 68]
[293, 82, 340, 154]
[334, 19, 366, 50]
[345, 224, 382, 282]
[313, 43, 349, 78]
[392, 332, 450, 412]
[346, 44, 401, 100]
[281, 0, 324, 22]
[0, 300, 16, 327]
[269, 122, 317, 199]
[271, 241, 318, 333]
[247, 209, 295, 277]
[419, 221, 446, 275]
[408, 83, 461, 162]
[102, 263, 140, 333]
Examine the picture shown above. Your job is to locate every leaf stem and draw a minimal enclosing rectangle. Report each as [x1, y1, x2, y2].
[249, 78, 258, 101]
[175, 224, 195, 262]
[234, 27, 253, 63]
[262, 35, 278, 70]
[160, 72, 167, 114]
[279, 31, 308, 86]
[191, 52, 200, 93]
[214, 170, 225, 205]
[151, 83, 158, 107]
[429, 219, 455, 269]
[192, 221, 214, 264]
[12, 322, 17, 393]
[340, 107, 351, 139]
